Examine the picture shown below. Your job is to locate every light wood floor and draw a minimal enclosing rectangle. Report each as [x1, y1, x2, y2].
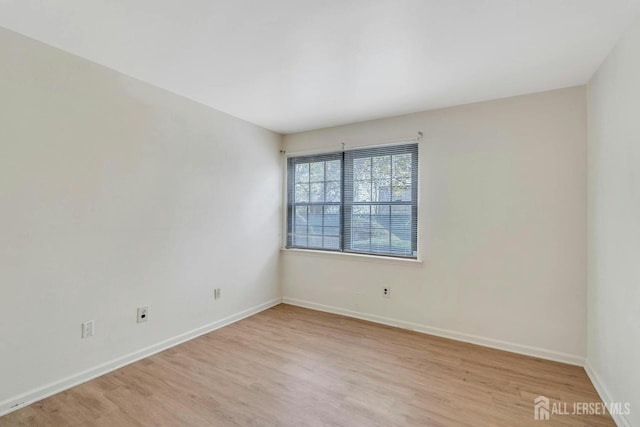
[1, 304, 613, 426]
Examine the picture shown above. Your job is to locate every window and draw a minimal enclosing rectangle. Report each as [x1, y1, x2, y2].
[287, 143, 418, 258]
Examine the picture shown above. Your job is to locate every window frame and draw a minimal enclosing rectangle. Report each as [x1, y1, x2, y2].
[286, 142, 419, 260]
[286, 152, 344, 252]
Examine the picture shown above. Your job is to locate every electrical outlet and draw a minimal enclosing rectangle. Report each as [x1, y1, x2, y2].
[214, 288, 221, 300]
[382, 286, 391, 298]
[137, 306, 149, 323]
[82, 320, 94, 338]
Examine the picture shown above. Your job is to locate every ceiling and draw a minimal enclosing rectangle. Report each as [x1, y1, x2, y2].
[0, 1, 637, 134]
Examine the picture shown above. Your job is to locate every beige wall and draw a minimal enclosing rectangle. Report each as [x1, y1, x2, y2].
[283, 87, 587, 364]
[0, 27, 282, 412]
[587, 18, 640, 427]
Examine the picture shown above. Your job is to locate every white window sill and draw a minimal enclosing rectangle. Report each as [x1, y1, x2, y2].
[280, 247, 424, 265]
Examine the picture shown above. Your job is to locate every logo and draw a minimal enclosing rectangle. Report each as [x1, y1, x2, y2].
[533, 395, 630, 420]
[534, 396, 550, 421]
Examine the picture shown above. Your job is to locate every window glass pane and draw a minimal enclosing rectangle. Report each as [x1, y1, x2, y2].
[353, 157, 371, 181]
[293, 235, 308, 246]
[354, 180, 371, 202]
[390, 205, 412, 255]
[308, 205, 323, 228]
[294, 206, 308, 223]
[392, 154, 411, 179]
[325, 181, 341, 202]
[372, 156, 391, 178]
[351, 227, 371, 253]
[371, 156, 390, 202]
[372, 205, 390, 229]
[374, 179, 391, 202]
[324, 226, 340, 236]
[352, 205, 370, 216]
[295, 163, 309, 183]
[310, 183, 324, 203]
[326, 160, 341, 181]
[323, 236, 340, 249]
[391, 153, 412, 201]
[310, 162, 324, 182]
[392, 182, 411, 201]
[324, 205, 339, 214]
[350, 204, 394, 254]
[351, 204, 371, 252]
[324, 205, 340, 227]
[371, 227, 391, 254]
[308, 235, 323, 248]
[295, 183, 309, 203]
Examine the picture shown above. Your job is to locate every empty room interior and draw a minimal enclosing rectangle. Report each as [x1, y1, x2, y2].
[1, 1, 639, 426]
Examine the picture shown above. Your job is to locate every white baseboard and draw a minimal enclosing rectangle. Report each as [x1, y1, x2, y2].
[0, 297, 282, 417]
[584, 361, 632, 427]
[282, 297, 585, 366]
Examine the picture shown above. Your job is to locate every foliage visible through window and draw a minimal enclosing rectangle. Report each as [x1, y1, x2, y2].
[287, 144, 417, 258]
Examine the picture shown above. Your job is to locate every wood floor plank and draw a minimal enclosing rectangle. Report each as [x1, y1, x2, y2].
[0, 304, 615, 426]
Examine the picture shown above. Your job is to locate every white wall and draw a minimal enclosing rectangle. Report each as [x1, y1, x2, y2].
[282, 87, 587, 364]
[587, 18, 640, 427]
[0, 27, 281, 410]
[9, 13, 638, 418]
